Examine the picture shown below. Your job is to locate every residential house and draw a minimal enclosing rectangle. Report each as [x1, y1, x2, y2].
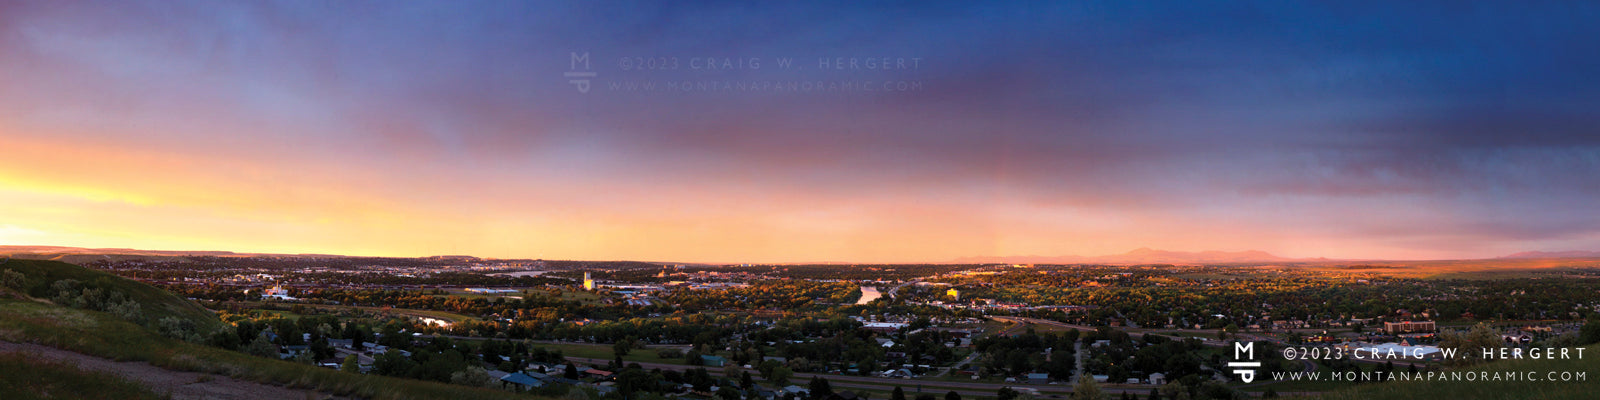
[1026, 373, 1050, 384]
[501, 372, 546, 391]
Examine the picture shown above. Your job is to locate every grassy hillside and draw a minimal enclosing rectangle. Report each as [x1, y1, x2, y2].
[0, 258, 223, 332]
[0, 259, 539, 400]
[0, 352, 167, 400]
[0, 298, 534, 400]
[1315, 345, 1599, 400]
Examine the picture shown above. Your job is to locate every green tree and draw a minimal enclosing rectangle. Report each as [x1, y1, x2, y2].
[341, 354, 361, 373]
[892, 386, 907, 400]
[245, 334, 277, 358]
[768, 366, 794, 387]
[616, 367, 656, 397]
[1579, 316, 1600, 345]
[757, 359, 780, 376]
[157, 316, 198, 342]
[1160, 382, 1189, 400]
[716, 385, 742, 400]
[451, 366, 493, 387]
[807, 376, 833, 400]
[615, 336, 635, 356]
[945, 390, 961, 400]
[0, 269, 24, 290]
[996, 387, 1019, 400]
[1074, 374, 1103, 400]
[207, 326, 241, 350]
[374, 350, 419, 377]
[1439, 323, 1500, 366]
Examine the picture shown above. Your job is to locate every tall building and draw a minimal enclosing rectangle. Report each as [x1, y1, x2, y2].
[583, 272, 595, 291]
[947, 288, 960, 301]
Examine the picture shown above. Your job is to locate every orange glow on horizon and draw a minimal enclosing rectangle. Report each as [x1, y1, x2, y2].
[0, 128, 1571, 263]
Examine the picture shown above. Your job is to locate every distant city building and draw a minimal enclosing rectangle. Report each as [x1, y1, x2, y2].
[261, 284, 297, 301]
[415, 317, 451, 328]
[583, 272, 595, 291]
[1383, 320, 1436, 334]
[863, 322, 909, 333]
[946, 288, 960, 301]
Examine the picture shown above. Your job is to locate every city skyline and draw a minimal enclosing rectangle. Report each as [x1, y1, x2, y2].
[2, 2, 1598, 263]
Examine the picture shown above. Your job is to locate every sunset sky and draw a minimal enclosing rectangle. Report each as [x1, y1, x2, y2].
[1, 2, 1597, 263]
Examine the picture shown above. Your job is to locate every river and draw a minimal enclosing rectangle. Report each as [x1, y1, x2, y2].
[855, 286, 882, 305]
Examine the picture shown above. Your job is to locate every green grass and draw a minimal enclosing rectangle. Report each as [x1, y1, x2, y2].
[554, 290, 606, 305]
[0, 299, 538, 400]
[0, 351, 167, 400]
[1, 259, 222, 332]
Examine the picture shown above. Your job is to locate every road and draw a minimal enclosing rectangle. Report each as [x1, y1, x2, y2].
[938, 350, 981, 378]
[1069, 340, 1084, 384]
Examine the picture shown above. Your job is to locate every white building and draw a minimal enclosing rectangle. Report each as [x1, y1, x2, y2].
[262, 284, 297, 301]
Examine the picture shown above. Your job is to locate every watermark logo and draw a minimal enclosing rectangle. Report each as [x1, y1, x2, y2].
[1229, 342, 1262, 383]
[559, 51, 924, 96]
[565, 52, 597, 94]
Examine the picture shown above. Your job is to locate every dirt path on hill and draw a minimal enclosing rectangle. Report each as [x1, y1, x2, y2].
[0, 340, 332, 400]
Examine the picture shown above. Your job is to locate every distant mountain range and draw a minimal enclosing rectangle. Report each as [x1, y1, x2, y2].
[953, 247, 1307, 265]
[0, 245, 252, 257]
[1497, 250, 1600, 259]
[956, 247, 1600, 265]
[0, 245, 347, 264]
